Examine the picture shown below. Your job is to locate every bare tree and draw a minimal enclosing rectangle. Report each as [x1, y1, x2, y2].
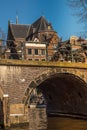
[68, 0, 87, 21]
[67, 0, 87, 36]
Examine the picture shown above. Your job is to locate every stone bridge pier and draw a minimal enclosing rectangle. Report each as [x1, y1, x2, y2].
[0, 60, 87, 126]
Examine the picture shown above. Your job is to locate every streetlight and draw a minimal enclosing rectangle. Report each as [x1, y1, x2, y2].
[21, 42, 25, 60]
[46, 42, 49, 61]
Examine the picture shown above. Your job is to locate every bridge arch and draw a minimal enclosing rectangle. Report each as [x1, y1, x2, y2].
[25, 69, 87, 118]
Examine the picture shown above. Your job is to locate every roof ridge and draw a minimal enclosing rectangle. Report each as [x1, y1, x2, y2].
[10, 23, 31, 26]
[32, 16, 51, 33]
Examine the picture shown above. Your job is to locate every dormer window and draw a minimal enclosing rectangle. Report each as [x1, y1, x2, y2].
[48, 23, 52, 30]
[48, 25, 51, 30]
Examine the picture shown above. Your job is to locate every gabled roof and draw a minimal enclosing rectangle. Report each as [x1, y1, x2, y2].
[32, 16, 54, 33]
[9, 24, 31, 39]
[7, 16, 56, 41]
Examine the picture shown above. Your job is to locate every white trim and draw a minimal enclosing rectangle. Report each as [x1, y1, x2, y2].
[10, 114, 24, 116]
[25, 43, 46, 47]
[3, 94, 9, 97]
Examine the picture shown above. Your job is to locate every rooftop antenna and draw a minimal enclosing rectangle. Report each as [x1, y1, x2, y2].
[16, 11, 19, 24]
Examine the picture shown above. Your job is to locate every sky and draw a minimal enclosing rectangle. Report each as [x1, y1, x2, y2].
[0, 0, 85, 41]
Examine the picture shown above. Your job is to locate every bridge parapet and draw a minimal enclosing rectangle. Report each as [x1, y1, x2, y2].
[0, 59, 87, 69]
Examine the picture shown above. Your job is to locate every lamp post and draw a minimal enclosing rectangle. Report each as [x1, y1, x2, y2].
[46, 42, 49, 61]
[21, 42, 25, 60]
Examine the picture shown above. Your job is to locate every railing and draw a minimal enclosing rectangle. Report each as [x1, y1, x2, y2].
[0, 41, 87, 63]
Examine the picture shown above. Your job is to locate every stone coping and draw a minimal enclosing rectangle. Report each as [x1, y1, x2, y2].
[0, 59, 87, 69]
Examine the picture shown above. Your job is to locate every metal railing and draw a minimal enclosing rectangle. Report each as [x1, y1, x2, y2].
[0, 39, 87, 63]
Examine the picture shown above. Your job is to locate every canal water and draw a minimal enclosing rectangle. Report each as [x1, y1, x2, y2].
[9, 108, 87, 130]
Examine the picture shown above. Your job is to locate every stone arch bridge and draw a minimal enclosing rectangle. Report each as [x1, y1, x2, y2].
[0, 60, 87, 127]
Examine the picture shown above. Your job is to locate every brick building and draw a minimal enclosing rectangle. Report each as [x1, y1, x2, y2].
[51, 35, 87, 62]
[6, 16, 60, 60]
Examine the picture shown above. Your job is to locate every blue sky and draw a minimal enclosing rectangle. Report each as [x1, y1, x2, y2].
[0, 0, 84, 40]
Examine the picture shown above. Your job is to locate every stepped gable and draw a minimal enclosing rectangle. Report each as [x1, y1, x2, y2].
[31, 16, 54, 33]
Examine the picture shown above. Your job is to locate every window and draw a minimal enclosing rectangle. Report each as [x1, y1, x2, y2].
[48, 25, 51, 30]
[35, 59, 39, 61]
[41, 49, 45, 55]
[28, 59, 32, 61]
[28, 49, 32, 55]
[42, 59, 45, 61]
[35, 49, 38, 55]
